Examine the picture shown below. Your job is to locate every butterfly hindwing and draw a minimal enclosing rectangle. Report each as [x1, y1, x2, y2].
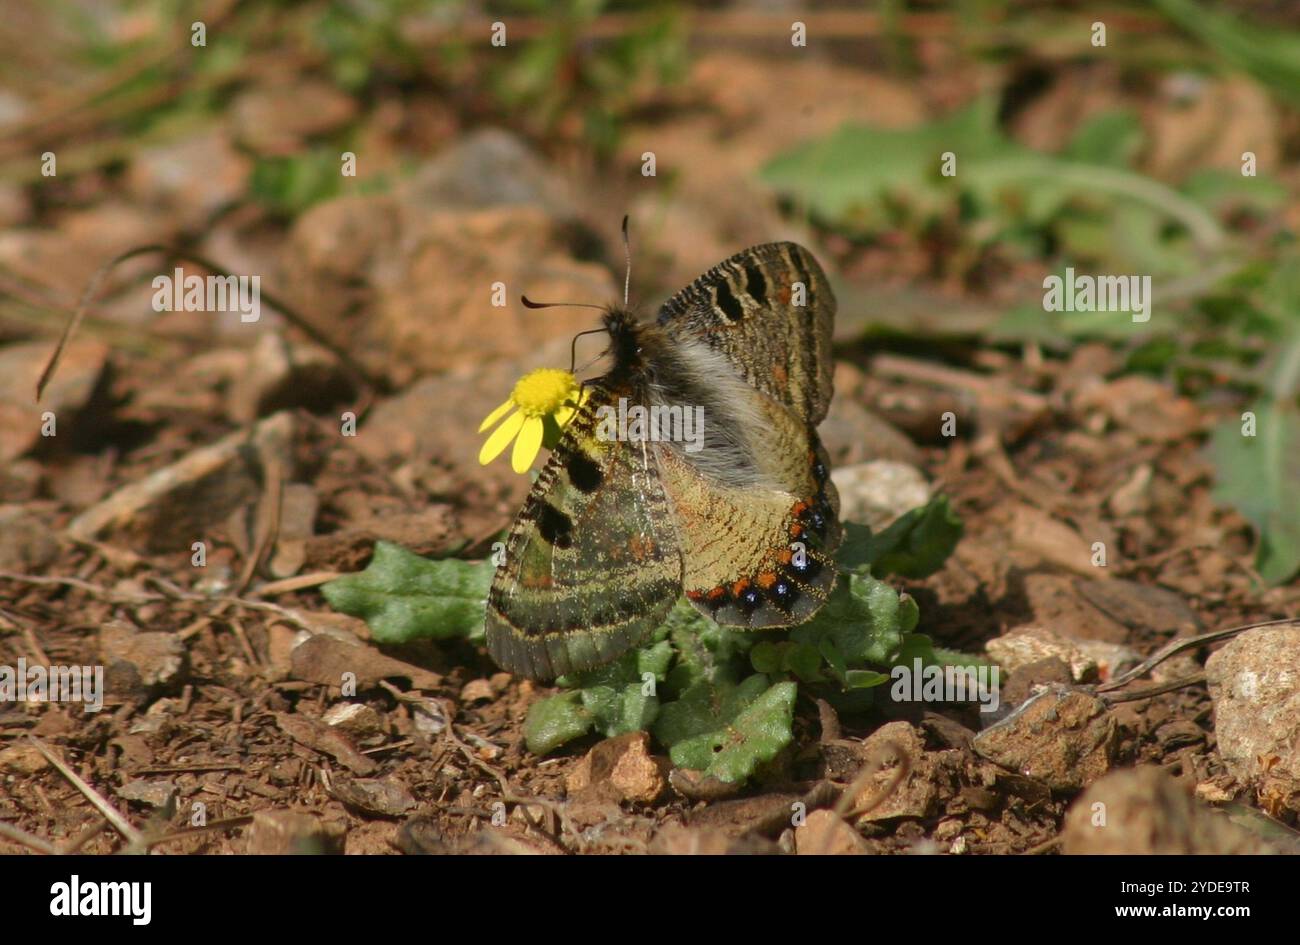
[657, 242, 836, 425]
[656, 416, 841, 629]
[485, 385, 683, 681]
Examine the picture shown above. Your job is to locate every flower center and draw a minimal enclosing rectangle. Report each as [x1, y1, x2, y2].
[511, 368, 577, 418]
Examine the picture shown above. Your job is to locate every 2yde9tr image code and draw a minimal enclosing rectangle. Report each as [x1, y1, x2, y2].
[1121, 882, 1251, 896]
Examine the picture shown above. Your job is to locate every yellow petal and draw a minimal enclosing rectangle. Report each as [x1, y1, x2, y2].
[478, 398, 517, 433]
[478, 409, 524, 465]
[511, 415, 545, 474]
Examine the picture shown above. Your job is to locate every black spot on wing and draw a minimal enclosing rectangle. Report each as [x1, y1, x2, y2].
[786, 244, 816, 310]
[714, 281, 744, 321]
[538, 504, 574, 549]
[743, 262, 769, 306]
[565, 450, 603, 493]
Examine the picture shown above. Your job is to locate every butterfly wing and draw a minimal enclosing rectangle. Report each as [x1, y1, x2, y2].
[650, 242, 841, 628]
[485, 385, 683, 680]
[656, 241, 835, 425]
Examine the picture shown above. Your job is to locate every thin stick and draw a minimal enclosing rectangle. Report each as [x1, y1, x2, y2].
[28, 736, 144, 848]
[0, 820, 58, 855]
[145, 815, 255, 850]
[1096, 617, 1297, 693]
[36, 244, 385, 403]
[254, 572, 342, 596]
[1101, 673, 1207, 705]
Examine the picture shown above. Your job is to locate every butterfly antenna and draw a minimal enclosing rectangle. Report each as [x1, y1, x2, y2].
[520, 296, 606, 312]
[621, 214, 632, 307]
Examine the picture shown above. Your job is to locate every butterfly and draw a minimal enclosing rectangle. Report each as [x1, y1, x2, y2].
[486, 242, 840, 680]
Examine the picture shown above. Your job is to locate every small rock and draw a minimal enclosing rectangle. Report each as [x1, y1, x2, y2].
[289, 193, 400, 280]
[459, 679, 495, 704]
[245, 810, 346, 855]
[986, 625, 1139, 683]
[1062, 766, 1278, 854]
[795, 809, 870, 855]
[409, 697, 449, 737]
[275, 711, 377, 776]
[118, 779, 176, 810]
[1008, 505, 1104, 578]
[972, 686, 1118, 791]
[0, 505, 59, 571]
[567, 732, 666, 805]
[830, 460, 930, 531]
[1021, 573, 1130, 643]
[1000, 657, 1074, 709]
[1194, 779, 1238, 804]
[1072, 577, 1202, 636]
[99, 622, 187, 696]
[325, 773, 416, 818]
[322, 702, 385, 740]
[1205, 623, 1300, 788]
[0, 742, 48, 775]
[399, 128, 575, 217]
[289, 632, 442, 692]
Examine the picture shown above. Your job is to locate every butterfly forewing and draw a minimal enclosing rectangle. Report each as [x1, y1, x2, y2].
[485, 385, 683, 680]
[657, 242, 836, 425]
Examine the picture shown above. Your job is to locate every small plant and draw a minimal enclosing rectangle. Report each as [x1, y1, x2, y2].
[323, 496, 972, 785]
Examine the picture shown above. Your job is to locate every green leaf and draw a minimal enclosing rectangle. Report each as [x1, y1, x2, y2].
[572, 638, 673, 739]
[524, 691, 592, 755]
[1208, 402, 1300, 584]
[1153, 0, 1300, 106]
[847, 496, 964, 579]
[320, 541, 491, 644]
[792, 572, 918, 666]
[662, 600, 750, 696]
[653, 676, 797, 783]
[523, 629, 674, 755]
[1181, 169, 1288, 216]
[761, 98, 1027, 225]
[843, 669, 891, 690]
[762, 101, 1225, 281]
[1062, 110, 1143, 168]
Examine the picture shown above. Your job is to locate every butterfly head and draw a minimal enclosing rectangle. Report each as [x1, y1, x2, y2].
[602, 304, 640, 357]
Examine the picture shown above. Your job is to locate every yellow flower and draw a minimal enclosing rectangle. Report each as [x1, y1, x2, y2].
[478, 368, 589, 474]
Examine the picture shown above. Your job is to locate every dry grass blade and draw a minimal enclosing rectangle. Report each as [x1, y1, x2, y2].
[36, 244, 386, 404]
[28, 736, 145, 849]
